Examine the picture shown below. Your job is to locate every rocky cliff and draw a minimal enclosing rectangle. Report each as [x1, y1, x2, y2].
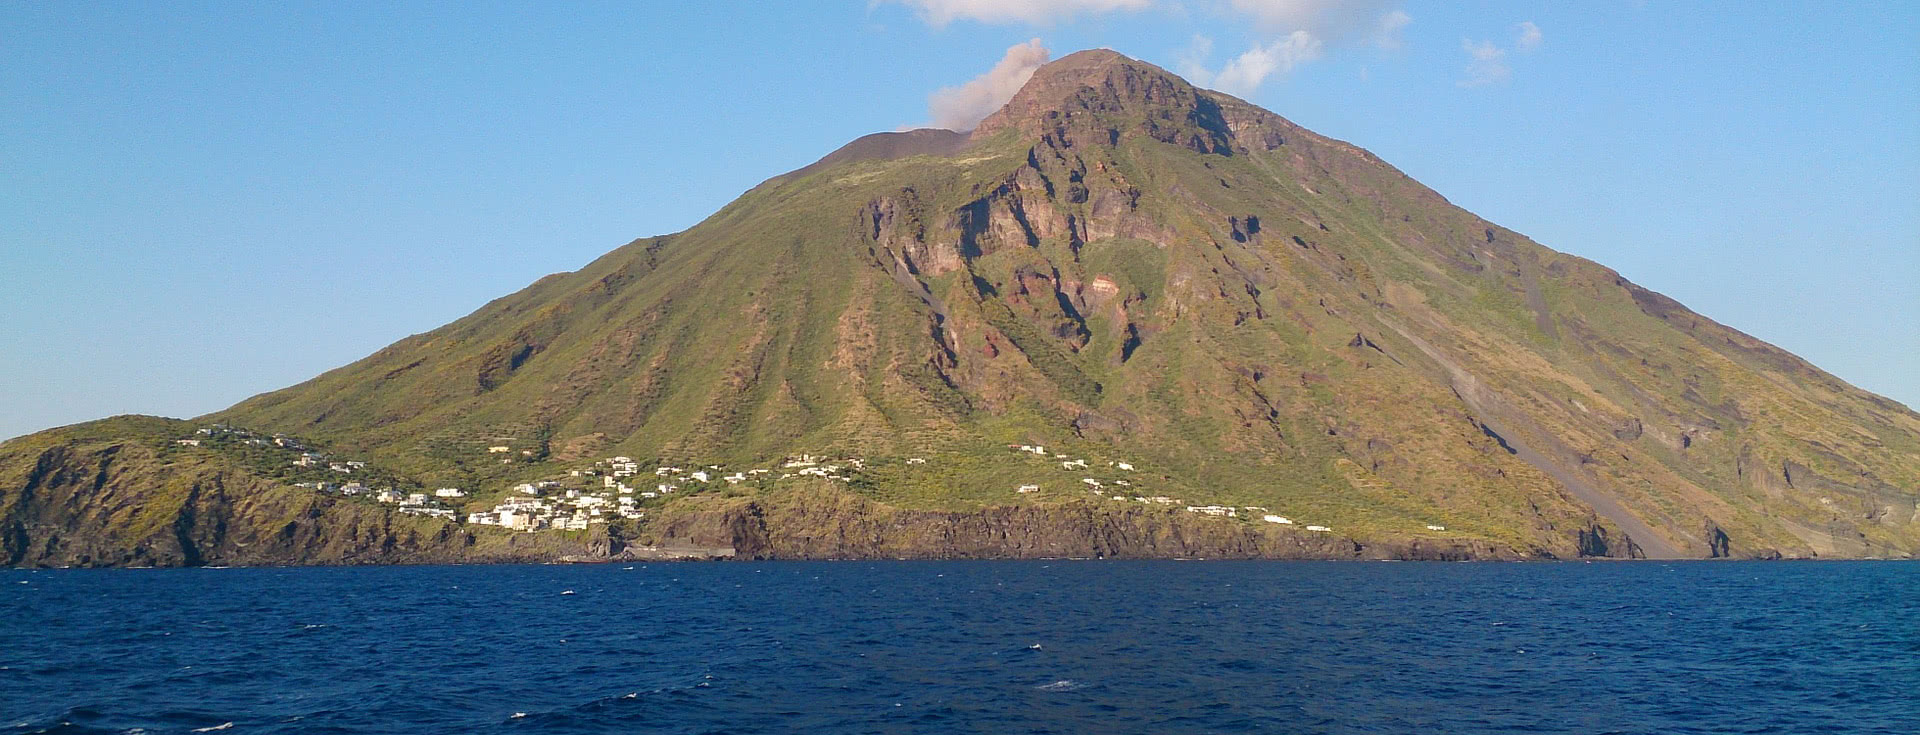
[0, 418, 617, 567]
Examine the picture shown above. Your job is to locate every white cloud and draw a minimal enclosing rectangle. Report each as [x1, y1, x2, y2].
[1177, 34, 1216, 83]
[1516, 20, 1543, 52]
[1208, 31, 1325, 96]
[1227, 0, 1396, 39]
[889, 0, 1150, 26]
[1186, 2, 1406, 95]
[1457, 21, 1539, 88]
[1457, 38, 1509, 88]
[928, 39, 1052, 131]
[1375, 9, 1412, 49]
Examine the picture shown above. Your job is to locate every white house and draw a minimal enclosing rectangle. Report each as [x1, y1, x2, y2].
[1263, 515, 1293, 524]
[1305, 525, 1331, 532]
[488, 446, 511, 453]
[434, 488, 466, 498]
[1017, 484, 1040, 493]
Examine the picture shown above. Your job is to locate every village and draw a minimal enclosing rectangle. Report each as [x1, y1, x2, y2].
[446, 443, 1370, 536]
[181, 425, 1424, 537]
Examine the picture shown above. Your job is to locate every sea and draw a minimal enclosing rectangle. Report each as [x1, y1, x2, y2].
[2, 560, 1914, 734]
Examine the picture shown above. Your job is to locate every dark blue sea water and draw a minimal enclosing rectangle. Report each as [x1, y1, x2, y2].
[2, 561, 1915, 734]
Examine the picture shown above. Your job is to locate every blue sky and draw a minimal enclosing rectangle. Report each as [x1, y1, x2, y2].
[2, 1, 1916, 441]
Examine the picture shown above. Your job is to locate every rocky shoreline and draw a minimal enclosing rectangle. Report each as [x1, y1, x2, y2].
[0, 433, 1833, 569]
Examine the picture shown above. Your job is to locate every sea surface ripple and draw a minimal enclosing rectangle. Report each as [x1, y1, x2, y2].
[2, 561, 1915, 734]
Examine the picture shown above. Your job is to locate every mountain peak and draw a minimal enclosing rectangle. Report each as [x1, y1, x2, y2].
[970, 48, 1233, 153]
[1032, 47, 1133, 78]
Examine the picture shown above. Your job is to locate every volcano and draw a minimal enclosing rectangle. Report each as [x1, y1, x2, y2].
[7, 50, 1917, 566]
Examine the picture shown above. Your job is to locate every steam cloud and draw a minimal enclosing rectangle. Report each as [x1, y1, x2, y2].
[928, 39, 1052, 131]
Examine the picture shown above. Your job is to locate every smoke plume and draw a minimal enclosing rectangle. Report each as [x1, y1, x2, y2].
[928, 39, 1051, 131]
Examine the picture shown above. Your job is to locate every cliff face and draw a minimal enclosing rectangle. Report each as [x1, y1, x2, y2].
[640, 487, 1540, 561]
[0, 418, 614, 567]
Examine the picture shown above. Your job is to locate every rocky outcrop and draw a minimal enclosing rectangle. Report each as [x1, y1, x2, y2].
[1704, 521, 1732, 558]
[0, 430, 615, 568]
[1576, 520, 1643, 559]
[638, 487, 1535, 562]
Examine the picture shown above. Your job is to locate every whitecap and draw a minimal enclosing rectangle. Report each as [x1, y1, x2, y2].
[191, 723, 234, 732]
[1036, 680, 1083, 691]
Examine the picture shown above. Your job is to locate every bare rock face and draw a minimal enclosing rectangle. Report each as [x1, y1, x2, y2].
[644, 487, 1533, 562]
[972, 49, 1232, 156]
[862, 191, 962, 276]
[1576, 520, 1644, 559]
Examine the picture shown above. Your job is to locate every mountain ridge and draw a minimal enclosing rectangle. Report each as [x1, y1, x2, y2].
[5, 48, 1915, 566]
